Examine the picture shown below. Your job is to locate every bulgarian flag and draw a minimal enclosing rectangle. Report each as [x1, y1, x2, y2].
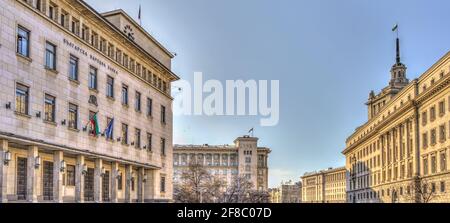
[88, 112, 101, 136]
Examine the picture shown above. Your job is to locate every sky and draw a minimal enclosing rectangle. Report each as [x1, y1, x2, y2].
[87, 0, 450, 187]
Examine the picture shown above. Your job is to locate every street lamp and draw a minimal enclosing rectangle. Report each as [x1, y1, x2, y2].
[3, 151, 11, 166]
[60, 160, 66, 172]
[34, 156, 41, 169]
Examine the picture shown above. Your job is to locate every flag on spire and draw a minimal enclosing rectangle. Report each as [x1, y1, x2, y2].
[138, 4, 142, 26]
[392, 24, 398, 32]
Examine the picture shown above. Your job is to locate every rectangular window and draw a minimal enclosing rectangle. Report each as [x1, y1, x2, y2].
[99, 38, 107, 54]
[66, 165, 75, 186]
[121, 123, 128, 144]
[88, 66, 97, 90]
[68, 103, 78, 129]
[430, 106, 436, 121]
[15, 84, 29, 115]
[161, 105, 166, 124]
[48, 3, 55, 20]
[147, 98, 153, 116]
[441, 181, 446, 193]
[118, 173, 123, 190]
[81, 25, 89, 42]
[422, 112, 427, 126]
[45, 42, 56, 70]
[439, 125, 446, 142]
[44, 94, 56, 122]
[17, 26, 30, 57]
[108, 43, 115, 59]
[161, 138, 166, 156]
[441, 152, 447, 172]
[60, 10, 69, 29]
[147, 133, 152, 151]
[122, 85, 128, 105]
[105, 117, 114, 140]
[135, 91, 141, 112]
[423, 157, 429, 175]
[431, 129, 437, 145]
[439, 101, 445, 116]
[106, 76, 114, 98]
[422, 132, 428, 148]
[160, 176, 166, 193]
[69, 55, 78, 81]
[123, 54, 129, 67]
[116, 49, 122, 64]
[431, 155, 437, 174]
[91, 32, 98, 48]
[71, 18, 80, 36]
[135, 128, 141, 149]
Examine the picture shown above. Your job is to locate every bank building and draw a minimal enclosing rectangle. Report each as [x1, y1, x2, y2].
[343, 35, 450, 202]
[0, 0, 179, 203]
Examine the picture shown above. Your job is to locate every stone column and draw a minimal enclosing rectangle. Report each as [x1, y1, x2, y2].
[124, 165, 132, 203]
[75, 155, 85, 203]
[53, 151, 64, 203]
[137, 167, 145, 203]
[94, 159, 103, 203]
[0, 140, 8, 203]
[111, 162, 119, 203]
[144, 170, 155, 202]
[27, 146, 39, 203]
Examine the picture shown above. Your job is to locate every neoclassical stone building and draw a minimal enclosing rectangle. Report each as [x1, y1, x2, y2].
[173, 136, 271, 191]
[343, 37, 450, 203]
[301, 167, 346, 203]
[0, 0, 179, 203]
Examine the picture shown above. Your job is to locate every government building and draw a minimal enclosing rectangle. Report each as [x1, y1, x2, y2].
[269, 180, 302, 203]
[301, 167, 346, 203]
[173, 135, 270, 191]
[343, 37, 450, 203]
[0, 0, 179, 202]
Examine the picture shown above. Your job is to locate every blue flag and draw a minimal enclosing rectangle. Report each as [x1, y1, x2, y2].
[104, 118, 114, 139]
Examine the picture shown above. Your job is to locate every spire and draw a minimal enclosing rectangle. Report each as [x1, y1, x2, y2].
[396, 37, 401, 65]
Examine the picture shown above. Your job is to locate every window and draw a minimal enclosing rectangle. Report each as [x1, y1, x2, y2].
[44, 94, 56, 122]
[123, 54, 129, 67]
[105, 117, 114, 140]
[147, 133, 152, 151]
[15, 84, 29, 115]
[71, 18, 80, 36]
[66, 165, 75, 186]
[439, 101, 445, 116]
[423, 157, 429, 175]
[422, 132, 428, 148]
[48, 2, 57, 21]
[160, 176, 166, 193]
[121, 85, 128, 105]
[431, 129, 437, 145]
[106, 76, 114, 98]
[161, 105, 166, 124]
[88, 66, 97, 90]
[441, 152, 447, 172]
[99, 38, 106, 54]
[431, 183, 436, 193]
[135, 91, 141, 112]
[17, 26, 30, 57]
[118, 173, 123, 190]
[441, 181, 446, 193]
[60, 10, 69, 29]
[135, 128, 141, 149]
[81, 25, 89, 42]
[130, 59, 135, 72]
[45, 42, 56, 70]
[422, 111, 427, 126]
[440, 125, 446, 142]
[121, 123, 128, 144]
[91, 32, 98, 48]
[430, 106, 436, 121]
[147, 98, 153, 116]
[116, 49, 122, 64]
[431, 155, 437, 174]
[68, 103, 78, 129]
[161, 138, 166, 156]
[69, 55, 78, 81]
[108, 43, 115, 58]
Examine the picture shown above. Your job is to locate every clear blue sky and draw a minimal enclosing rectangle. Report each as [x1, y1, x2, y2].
[87, 0, 450, 187]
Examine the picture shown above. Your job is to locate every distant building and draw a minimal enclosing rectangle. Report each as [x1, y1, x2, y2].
[173, 135, 271, 190]
[269, 188, 281, 203]
[280, 181, 302, 203]
[301, 167, 346, 203]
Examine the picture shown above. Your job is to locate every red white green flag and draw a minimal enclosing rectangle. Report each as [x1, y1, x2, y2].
[89, 113, 100, 136]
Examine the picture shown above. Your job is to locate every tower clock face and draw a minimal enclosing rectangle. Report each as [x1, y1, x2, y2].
[123, 25, 135, 40]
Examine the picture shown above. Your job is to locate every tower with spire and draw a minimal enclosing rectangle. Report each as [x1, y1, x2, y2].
[366, 26, 409, 120]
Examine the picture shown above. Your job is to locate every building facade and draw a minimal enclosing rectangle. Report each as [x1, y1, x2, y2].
[0, 0, 179, 203]
[173, 136, 270, 190]
[343, 37, 450, 203]
[301, 167, 346, 203]
[278, 181, 302, 203]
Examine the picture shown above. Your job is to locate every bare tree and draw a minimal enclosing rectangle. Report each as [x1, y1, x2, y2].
[173, 162, 224, 203]
[221, 176, 269, 203]
[405, 177, 440, 203]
